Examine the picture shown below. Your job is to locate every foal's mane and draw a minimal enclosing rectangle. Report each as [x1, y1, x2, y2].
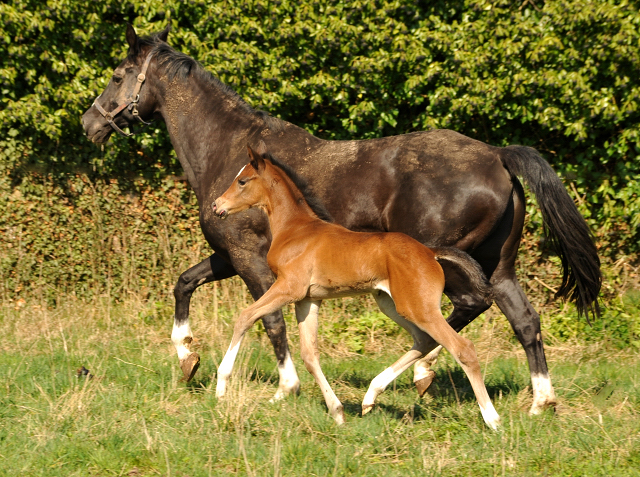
[262, 152, 334, 223]
[134, 32, 285, 133]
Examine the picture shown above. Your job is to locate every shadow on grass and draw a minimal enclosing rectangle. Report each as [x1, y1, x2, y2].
[185, 375, 212, 392]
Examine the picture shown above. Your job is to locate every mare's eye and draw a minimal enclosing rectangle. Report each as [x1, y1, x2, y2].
[238, 179, 247, 186]
[113, 76, 123, 85]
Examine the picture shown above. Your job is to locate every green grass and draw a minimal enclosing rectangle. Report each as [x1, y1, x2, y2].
[0, 296, 639, 476]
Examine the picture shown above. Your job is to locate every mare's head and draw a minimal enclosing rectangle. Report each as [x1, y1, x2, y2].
[212, 145, 272, 219]
[81, 24, 169, 143]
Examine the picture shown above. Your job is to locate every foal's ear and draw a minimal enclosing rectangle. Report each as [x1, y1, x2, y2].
[247, 145, 265, 173]
[158, 24, 170, 43]
[126, 23, 139, 55]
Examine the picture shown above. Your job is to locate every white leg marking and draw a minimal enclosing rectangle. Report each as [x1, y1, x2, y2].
[479, 401, 501, 430]
[362, 367, 396, 409]
[171, 320, 193, 361]
[270, 351, 300, 402]
[216, 338, 243, 398]
[530, 373, 557, 415]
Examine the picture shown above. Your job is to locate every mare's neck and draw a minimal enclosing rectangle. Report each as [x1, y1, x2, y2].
[156, 73, 261, 202]
[263, 171, 319, 241]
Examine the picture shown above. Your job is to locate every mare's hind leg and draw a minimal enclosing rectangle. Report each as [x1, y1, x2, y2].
[172, 254, 236, 381]
[295, 300, 345, 424]
[493, 274, 556, 414]
[490, 185, 556, 415]
[412, 346, 442, 396]
[362, 291, 433, 414]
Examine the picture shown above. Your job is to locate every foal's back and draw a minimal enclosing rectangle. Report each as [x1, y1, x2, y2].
[272, 219, 446, 302]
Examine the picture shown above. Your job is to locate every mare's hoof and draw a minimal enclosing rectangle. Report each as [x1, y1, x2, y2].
[415, 370, 437, 397]
[529, 399, 557, 415]
[179, 353, 201, 382]
[361, 404, 375, 416]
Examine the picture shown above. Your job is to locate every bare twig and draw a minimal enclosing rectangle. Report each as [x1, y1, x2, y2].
[534, 277, 558, 293]
[113, 357, 157, 374]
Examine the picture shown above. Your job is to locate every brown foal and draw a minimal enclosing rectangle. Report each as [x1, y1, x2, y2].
[212, 145, 501, 429]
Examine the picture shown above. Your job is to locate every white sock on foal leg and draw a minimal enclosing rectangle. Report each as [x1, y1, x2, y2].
[216, 338, 243, 398]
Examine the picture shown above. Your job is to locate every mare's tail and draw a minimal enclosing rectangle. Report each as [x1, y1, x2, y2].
[500, 146, 601, 319]
[432, 247, 493, 305]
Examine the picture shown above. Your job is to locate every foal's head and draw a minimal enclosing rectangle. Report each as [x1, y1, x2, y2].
[212, 145, 273, 219]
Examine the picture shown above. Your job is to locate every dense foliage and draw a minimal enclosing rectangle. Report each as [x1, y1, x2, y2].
[1, 0, 639, 309]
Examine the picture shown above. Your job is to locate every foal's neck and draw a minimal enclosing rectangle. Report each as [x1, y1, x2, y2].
[262, 167, 319, 239]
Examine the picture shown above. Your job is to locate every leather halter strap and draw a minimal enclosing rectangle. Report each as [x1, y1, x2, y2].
[92, 52, 154, 137]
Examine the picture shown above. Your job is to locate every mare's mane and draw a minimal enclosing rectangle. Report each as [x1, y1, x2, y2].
[261, 152, 334, 223]
[135, 32, 285, 133]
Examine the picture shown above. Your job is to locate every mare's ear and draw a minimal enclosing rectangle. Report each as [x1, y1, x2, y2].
[256, 140, 268, 157]
[158, 24, 170, 43]
[247, 145, 265, 173]
[126, 23, 139, 55]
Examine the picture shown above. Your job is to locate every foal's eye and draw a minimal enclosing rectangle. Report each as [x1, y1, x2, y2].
[113, 76, 123, 85]
[238, 179, 247, 186]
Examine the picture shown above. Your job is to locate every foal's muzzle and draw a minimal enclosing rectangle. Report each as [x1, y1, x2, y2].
[211, 201, 228, 219]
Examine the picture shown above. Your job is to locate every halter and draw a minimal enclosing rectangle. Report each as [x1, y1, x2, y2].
[92, 52, 154, 137]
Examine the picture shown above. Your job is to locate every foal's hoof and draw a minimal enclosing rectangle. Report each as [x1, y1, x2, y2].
[361, 404, 375, 416]
[415, 370, 437, 397]
[179, 353, 201, 382]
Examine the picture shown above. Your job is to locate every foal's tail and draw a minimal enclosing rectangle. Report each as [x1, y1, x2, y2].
[500, 146, 601, 319]
[432, 247, 493, 305]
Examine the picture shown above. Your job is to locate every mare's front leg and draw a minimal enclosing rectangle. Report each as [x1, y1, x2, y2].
[295, 300, 345, 424]
[172, 254, 236, 381]
[216, 279, 302, 398]
[230, 253, 301, 401]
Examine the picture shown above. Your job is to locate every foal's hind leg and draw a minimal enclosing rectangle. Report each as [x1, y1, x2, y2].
[407, 305, 500, 429]
[362, 291, 433, 414]
[412, 258, 492, 396]
[295, 300, 345, 424]
[172, 254, 236, 382]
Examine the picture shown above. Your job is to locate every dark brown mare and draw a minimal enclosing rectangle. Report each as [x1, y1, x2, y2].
[212, 145, 500, 429]
[81, 26, 601, 414]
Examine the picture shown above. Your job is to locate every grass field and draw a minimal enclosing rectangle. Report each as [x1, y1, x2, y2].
[1, 290, 639, 476]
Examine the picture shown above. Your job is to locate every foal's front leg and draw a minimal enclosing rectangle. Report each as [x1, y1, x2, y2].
[295, 300, 346, 424]
[216, 279, 300, 398]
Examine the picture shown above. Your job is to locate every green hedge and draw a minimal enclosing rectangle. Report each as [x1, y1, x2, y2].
[1, 0, 639, 304]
